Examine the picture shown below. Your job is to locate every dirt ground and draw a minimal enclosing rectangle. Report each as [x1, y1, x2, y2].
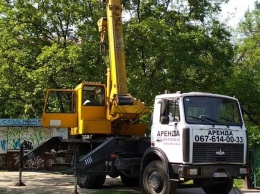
[0, 171, 260, 194]
[0, 171, 140, 194]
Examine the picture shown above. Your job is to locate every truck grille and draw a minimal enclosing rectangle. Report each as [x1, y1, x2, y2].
[193, 143, 244, 164]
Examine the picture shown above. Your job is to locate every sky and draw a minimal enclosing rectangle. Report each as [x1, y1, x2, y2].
[221, 0, 257, 27]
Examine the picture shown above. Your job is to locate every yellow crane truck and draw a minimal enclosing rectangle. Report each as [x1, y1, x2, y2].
[41, 0, 150, 189]
[21, 1, 250, 194]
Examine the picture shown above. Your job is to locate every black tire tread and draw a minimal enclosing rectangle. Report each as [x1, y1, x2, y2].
[142, 160, 177, 194]
[202, 178, 233, 194]
[77, 174, 106, 189]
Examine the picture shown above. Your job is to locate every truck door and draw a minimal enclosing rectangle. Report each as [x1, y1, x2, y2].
[155, 98, 182, 162]
[42, 89, 77, 128]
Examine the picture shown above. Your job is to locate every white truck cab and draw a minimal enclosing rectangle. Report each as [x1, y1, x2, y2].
[142, 92, 249, 194]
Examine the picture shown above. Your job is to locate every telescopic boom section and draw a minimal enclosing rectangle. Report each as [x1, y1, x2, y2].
[106, 0, 128, 98]
[98, 0, 148, 122]
[99, 0, 128, 99]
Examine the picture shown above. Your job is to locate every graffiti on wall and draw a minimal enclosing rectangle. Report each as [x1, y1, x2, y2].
[0, 128, 8, 154]
[24, 156, 45, 170]
[54, 128, 68, 138]
[27, 127, 53, 146]
[0, 126, 68, 153]
[0, 155, 6, 170]
[0, 118, 69, 170]
[6, 127, 67, 150]
[13, 152, 45, 170]
[7, 127, 24, 150]
[0, 123, 68, 154]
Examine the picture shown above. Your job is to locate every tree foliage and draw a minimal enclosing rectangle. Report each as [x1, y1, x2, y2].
[230, 2, 260, 146]
[0, 0, 103, 117]
[0, 0, 234, 118]
[124, 0, 233, 105]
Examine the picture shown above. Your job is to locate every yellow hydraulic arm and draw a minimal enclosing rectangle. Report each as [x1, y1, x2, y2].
[98, 0, 149, 122]
[99, 0, 128, 99]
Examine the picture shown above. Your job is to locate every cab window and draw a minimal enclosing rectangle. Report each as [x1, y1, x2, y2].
[169, 99, 180, 122]
[160, 98, 180, 124]
[82, 85, 105, 106]
[45, 91, 76, 113]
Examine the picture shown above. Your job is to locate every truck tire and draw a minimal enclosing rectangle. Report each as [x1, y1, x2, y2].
[77, 173, 106, 189]
[120, 173, 139, 186]
[142, 160, 177, 194]
[202, 178, 233, 194]
[109, 170, 120, 178]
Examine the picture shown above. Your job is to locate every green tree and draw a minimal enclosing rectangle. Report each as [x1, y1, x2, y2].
[124, 0, 234, 108]
[230, 2, 260, 146]
[0, 0, 235, 118]
[0, 0, 103, 117]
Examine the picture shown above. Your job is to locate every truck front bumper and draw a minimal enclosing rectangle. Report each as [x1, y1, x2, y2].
[172, 164, 250, 179]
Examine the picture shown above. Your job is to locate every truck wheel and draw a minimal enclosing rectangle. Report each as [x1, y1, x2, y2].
[77, 173, 106, 189]
[120, 173, 139, 186]
[202, 178, 233, 194]
[77, 173, 93, 188]
[142, 160, 177, 194]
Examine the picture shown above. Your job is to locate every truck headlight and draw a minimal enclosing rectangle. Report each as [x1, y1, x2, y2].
[187, 168, 198, 176]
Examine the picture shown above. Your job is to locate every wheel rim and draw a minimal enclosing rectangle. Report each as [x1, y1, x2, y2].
[148, 171, 163, 192]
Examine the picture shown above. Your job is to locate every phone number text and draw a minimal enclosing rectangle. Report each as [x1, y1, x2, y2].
[194, 135, 243, 143]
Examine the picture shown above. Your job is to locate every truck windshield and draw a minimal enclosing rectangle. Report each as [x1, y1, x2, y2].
[183, 96, 243, 127]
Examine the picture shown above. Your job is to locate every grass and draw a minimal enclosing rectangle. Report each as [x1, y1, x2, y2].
[182, 179, 243, 189]
[234, 179, 243, 189]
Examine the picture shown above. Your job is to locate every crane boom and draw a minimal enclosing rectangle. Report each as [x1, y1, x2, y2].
[98, 0, 148, 122]
[106, 0, 128, 98]
[98, 0, 128, 100]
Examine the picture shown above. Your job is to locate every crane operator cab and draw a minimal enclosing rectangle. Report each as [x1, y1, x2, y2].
[42, 82, 112, 135]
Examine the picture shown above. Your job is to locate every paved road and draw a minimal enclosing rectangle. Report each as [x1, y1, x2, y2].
[0, 171, 259, 194]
